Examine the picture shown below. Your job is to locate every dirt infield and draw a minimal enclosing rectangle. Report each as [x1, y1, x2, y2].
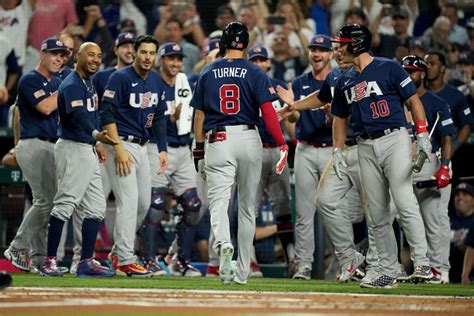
[0, 287, 473, 315]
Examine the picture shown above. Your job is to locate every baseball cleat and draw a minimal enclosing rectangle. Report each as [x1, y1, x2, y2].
[250, 260, 263, 278]
[360, 269, 379, 283]
[38, 257, 63, 277]
[292, 265, 312, 280]
[116, 262, 153, 278]
[168, 254, 202, 277]
[206, 264, 219, 277]
[233, 276, 248, 285]
[107, 252, 119, 270]
[339, 252, 365, 283]
[360, 275, 398, 289]
[76, 258, 115, 277]
[144, 256, 170, 276]
[396, 263, 410, 283]
[428, 267, 444, 284]
[4, 247, 30, 272]
[219, 243, 234, 285]
[410, 265, 433, 283]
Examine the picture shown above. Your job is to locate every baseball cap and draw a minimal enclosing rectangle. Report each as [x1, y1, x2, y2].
[159, 42, 186, 57]
[308, 35, 332, 51]
[247, 46, 269, 60]
[453, 182, 474, 196]
[41, 38, 68, 53]
[115, 32, 136, 48]
[391, 6, 409, 19]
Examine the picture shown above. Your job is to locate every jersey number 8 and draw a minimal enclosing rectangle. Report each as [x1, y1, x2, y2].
[220, 84, 240, 115]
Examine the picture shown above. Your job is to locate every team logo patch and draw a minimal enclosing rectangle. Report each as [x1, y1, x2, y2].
[269, 86, 276, 94]
[33, 89, 46, 99]
[253, 47, 262, 53]
[173, 44, 180, 51]
[71, 100, 84, 107]
[104, 89, 115, 99]
[353, 81, 368, 101]
[315, 36, 324, 43]
[56, 40, 64, 46]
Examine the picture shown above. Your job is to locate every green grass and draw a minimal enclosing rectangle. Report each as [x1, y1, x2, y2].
[9, 273, 474, 297]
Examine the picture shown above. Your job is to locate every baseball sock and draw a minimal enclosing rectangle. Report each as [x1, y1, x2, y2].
[81, 218, 101, 260]
[138, 221, 157, 260]
[352, 220, 366, 245]
[276, 214, 294, 263]
[47, 216, 65, 257]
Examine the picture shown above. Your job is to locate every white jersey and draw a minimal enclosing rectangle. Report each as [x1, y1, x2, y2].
[0, 1, 34, 66]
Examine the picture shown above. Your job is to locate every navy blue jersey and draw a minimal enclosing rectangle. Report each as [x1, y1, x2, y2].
[331, 57, 416, 134]
[101, 66, 166, 139]
[420, 91, 456, 152]
[57, 71, 99, 142]
[320, 67, 360, 138]
[92, 67, 117, 101]
[434, 84, 473, 129]
[190, 58, 278, 131]
[293, 72, 332, 143]
[17, 70, 61, 139]
[257, 77, 286, 145]
[54, 66, 73, 81]
[154, 77, 191, 146]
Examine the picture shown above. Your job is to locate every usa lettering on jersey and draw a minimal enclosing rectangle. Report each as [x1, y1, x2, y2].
[344, 81, 383, 104]
[129, 92, 159, 109]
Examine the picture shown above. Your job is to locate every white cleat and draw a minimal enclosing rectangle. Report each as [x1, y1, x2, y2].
[219, 243, 234, 285]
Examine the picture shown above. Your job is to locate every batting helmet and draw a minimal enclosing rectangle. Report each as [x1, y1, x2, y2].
[331, 24, 372, 55]
[401, 55, 428, 73]
[219, 21, 249, 56]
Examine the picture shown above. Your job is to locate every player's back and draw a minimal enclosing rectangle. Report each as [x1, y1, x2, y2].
[196, 58, 276, 130]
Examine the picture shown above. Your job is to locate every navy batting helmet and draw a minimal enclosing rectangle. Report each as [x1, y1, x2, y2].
[401, 55, 428, 73]
[219, 21, 249, 56]
[331, 24, 372, 55]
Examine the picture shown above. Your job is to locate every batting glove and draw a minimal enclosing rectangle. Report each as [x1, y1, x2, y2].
[332, 148, 347, 181]
[434, 164, 450, 189]
[192, 142, 205, 173]
[416, 132, 432, 162]
[276, 144, 289, 175]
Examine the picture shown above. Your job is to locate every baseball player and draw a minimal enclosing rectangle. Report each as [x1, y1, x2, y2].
[400, 55, 456, 284]
[191, 21, 288, 285]
[3, 38, 67, 272]
[277, 50, 374, 282]
[38, 42, 117, 277]
[247, 45, 294, 270]
[141, 41, 202, 276]
[280, 35, 334, 280]
[62, 32, 137, 275]
[425, 51, 473, 283]
[100, 35, 168, 277]
[331, 24, 432, 288]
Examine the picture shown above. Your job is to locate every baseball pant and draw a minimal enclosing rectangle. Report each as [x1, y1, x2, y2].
[316, 144, 377, 267]
[104, 141, 151, 266]
[205, 125, 262, 282]
[255, 147, 291, 218]
[11, 139, 57, 265]
[294, 143, 332, 268]
[50, 139, 106, 223]
[357, 128, 429, 277]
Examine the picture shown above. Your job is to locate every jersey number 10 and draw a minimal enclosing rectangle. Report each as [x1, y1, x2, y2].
[220, 84, 240, 115]
[370, 99, 390, 119]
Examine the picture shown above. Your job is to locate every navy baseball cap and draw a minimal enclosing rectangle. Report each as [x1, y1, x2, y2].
[453, 182, 474, 196]
[247, 46, 269, 60]
[41, 38, 68, 53]
[115, 32, 136, 48]
[308, 35, 332, 50]
[159, 42, 186, 57]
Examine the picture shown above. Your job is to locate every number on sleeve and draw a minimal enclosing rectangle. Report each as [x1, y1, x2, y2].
[219, 84, 240, 115]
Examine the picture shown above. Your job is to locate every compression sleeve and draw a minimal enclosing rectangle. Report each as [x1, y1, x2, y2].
[152, 110, 167, 152]
[261, 101, 285, 146]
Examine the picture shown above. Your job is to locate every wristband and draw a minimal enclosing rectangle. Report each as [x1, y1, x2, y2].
[415, 120, 428, 134]
[441, 159, 450, 166]
[92, 130, 99, 139]
[195, 142, 204, 150]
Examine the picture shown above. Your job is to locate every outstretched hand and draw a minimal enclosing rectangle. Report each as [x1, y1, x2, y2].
[276, 83, 295, 109]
